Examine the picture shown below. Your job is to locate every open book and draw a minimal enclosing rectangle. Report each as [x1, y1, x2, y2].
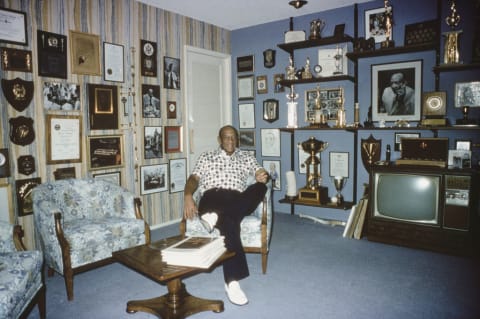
[161, 236, 226, 268]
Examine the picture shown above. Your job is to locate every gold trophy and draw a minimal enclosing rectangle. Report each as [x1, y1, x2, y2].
[443, 0, 462, 64]
[298, 137, 329, 203]
[380, 0, 394, 49]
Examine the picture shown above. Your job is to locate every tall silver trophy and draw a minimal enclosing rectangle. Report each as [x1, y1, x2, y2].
[332, 176, 347, 205]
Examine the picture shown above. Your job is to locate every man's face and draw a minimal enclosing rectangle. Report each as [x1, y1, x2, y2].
[219, 127, 237, 155]
[390, 73, 406, 96]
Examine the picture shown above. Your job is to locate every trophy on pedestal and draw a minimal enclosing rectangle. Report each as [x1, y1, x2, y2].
[380, 1, 395, 49]
[443, 0, 462, 64]
[286, 86, 298, 128]
[309, 19, 326, 40]
[332, 176, 347, 205]
[298, 137, 329, 203]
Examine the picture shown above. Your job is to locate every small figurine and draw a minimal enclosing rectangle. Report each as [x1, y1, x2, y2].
[286, 55, 296, 80]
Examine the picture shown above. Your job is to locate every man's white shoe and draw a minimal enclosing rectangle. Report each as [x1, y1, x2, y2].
[225, 281, 248, 306]
[200, 212, 218, 233]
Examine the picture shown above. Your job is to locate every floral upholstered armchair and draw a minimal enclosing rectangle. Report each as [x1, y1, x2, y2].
[32, 178, 150, 300]
[180, 179, 273, 274]
[0, 221, 45, 319]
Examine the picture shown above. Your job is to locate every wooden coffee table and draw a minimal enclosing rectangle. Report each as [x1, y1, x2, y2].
[112, 235, 234, 319]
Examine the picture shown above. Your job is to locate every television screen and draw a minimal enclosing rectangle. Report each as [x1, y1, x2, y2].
[374, 173, 440, 224]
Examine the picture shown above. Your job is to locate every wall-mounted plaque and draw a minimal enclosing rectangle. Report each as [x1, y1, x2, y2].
[9, 116, 35, 146]
[1, 47, 32, 72]
[141, 40, 157, 77]
[1, 77, 34, 112]
[0, 149, 11, 178]
[88, 84, 119, 130]
[17, 155, 35, 176]
[37, 30, 67, 79]
[16, 177, 41, 217]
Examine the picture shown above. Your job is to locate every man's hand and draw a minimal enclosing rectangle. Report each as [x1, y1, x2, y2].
[255, 168, 270, 184]
[184, 195, 198, 220]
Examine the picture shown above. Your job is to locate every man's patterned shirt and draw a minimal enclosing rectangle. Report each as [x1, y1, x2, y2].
[192, 148, 261, 196]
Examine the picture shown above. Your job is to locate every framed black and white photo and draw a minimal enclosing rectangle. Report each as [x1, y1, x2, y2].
[263, 160, 281, 191]
[263, 99, 279, 123]
[103, 42, 124, 82]
[394, 132, 420, 152]
[164, 56, 180, 89]
[165, 126, 182, 153]
[43, 82, 80, 111]
[88, 84, 119, 130]
[37, 30, 67, 79]
[87, 135, 123, 170]
[329, 152, 349, 178]
[144, 126, 163, 159]
[169, 158, 186, 193]
[237, 55, 254, 73]
[305, 87, 343, 123]
[261, 128, 280, 157]
[0, 8, 27, 45]
[238, 75, 255, 100]
[0, 183, 13, 223]
[365, 6, 391, 43]
[93, 171, 121, 186]
[372, 60, 422, 122]
[141, 164, 168, 195]
[454, 81, 480, 108]
[239, 130, 255, 148]
[142, 84, 161, 118]
[256, 75, 267, 94]
[238, 103, 255, 128]
[15, 177, 41, 217]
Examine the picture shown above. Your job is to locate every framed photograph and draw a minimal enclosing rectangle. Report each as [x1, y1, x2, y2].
[144, 126, 163, 159]
[169, 158, 186, 193]
[37, 30, 67, 79]
[261, 128, 280, 157]
[273, 73, 285, 93]
[69, 30, 101, 75]
[140, 40, 157, 77]
[394, 132, 420, 152]
[103, 42, 124, 82]
[455, 139, 471, 151]
[263, 160, 281, 191]
[238, 103, 255, 128]
[1, 48, 32, 72]
[263, 99, 279, 123]
[88, 84, 119, 130]
[0, 8, 27, 45]
[256, 75, 268, 94]
[372, 60, 422, 122]
[0, 184, 13, 223]
[93, 171, 121, 186]
[43, 82, 80, 111]
[165, 126, 182, 153]
[142, 84, 161, 118]
[0, 148, 11, 178]
[141, 164, 168, 195]
[448, 150, 471, 169]
[53, 167, 76, 180]
[305, 87, 342, 123]
[317, 45, 347, 77]
[404, 19, 439, 47]
[239, 130, 255, 148]
[237, 55, 254, 73]
[329, 152, 349, 178]
[46, 114, 82, 164]
[16, 178, 41, 217]
[365, 6, 392, 43]
[454, 81, 480, 108]
[87, 135, 123, 170]
[238, 75, 255, 100]
[164, 56, 180, 89]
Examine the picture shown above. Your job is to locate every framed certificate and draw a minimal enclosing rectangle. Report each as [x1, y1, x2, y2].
[165, 126, 182, 153]
[238, 103, 255, 128]
[238, 75, 255, 100]
[0, 8, 27, 45]
[169, 158, 186, 193]
[329, 152, 349, 177]
[103, 42, 124, 82]
[46, 115, 82, 164]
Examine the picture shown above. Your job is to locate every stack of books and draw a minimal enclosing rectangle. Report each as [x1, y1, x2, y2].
[342, 197, 369, 239]
[161, 236, 226, 268]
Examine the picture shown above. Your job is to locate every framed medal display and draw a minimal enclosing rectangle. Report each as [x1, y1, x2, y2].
[167, 101, 177, 119]
[422, 91, 446, 117]
[140, 40, 157, 77]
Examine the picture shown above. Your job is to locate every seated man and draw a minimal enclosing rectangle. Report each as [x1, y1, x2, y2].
[183, 125, 269, 306]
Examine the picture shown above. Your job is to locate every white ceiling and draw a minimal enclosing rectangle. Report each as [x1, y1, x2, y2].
[136, 0, 373, 31]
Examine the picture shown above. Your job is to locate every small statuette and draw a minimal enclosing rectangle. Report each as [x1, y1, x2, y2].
[302, 57, 312, 79]
[285, 55, 296, 80]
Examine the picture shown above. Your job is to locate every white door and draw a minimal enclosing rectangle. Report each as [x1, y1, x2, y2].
[183, 46, 232, 172]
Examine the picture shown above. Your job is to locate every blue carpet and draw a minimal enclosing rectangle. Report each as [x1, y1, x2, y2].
[26, 213, 480, 319]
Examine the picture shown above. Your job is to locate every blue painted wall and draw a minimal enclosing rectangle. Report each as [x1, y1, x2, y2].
[231, 0, 479, 219]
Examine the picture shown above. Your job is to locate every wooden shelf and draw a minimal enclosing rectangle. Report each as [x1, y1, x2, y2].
[277, 35, 354, 54]
[433, 63, 480, 73]
[279, 197, 353, 210]
[346, 43, 436, 61]
[279, 74, 354, 87]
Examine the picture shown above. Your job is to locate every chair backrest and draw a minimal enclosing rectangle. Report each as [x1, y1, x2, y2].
[0, 221, 15, 253]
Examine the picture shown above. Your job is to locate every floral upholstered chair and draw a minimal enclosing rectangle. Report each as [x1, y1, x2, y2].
[32, 178, 151, 300]
[0, 221, 45, 319]
[180, 179, 273, 274]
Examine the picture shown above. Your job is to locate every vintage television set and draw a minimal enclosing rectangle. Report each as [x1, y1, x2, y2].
[367, 165, 479, 256]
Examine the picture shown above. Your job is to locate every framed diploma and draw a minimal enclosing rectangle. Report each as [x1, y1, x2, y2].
[0, 8, 27, 45]
[329, 152, 349, 178]
[169, 158, 186, 193]
[46, 115, 82, 164]
[237, 75, 255, 100]
[103, 42, 124, 82]
[238, 103, 255, 128]
[165, 126, 182, 153]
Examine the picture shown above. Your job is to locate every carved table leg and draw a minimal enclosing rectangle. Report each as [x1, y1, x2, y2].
[125, 278, 224, 319]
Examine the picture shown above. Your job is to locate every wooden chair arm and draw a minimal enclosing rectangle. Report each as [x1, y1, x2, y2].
[134, 197, 151, 244]
[13, 225, 27, 251]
